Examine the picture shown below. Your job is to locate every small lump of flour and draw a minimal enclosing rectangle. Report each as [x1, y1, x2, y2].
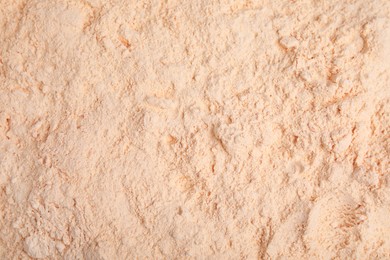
[24, 235, 52, 259]
[279, 36, 299, 49]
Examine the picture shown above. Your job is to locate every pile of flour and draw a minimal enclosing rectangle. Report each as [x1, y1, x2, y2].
[0, 0, 389, 258]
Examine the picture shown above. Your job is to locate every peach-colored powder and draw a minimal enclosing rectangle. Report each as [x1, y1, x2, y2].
[0, 0, 389, 259]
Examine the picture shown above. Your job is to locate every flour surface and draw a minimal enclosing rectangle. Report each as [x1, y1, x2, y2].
[0, 0, 389, 259]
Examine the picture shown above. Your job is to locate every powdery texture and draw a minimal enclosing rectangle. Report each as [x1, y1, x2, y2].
[0, 0, 389, 259]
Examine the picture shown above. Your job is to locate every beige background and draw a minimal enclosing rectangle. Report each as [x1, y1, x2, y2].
[0, 0, 389, 258]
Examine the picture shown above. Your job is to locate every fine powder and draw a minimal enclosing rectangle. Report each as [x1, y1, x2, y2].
[0, 0, 389, 259]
